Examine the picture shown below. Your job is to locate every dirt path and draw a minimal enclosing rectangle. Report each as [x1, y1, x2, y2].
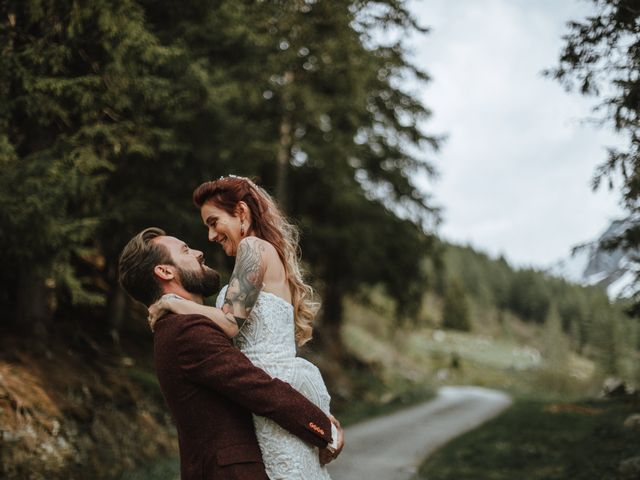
[326, 386, 512, 480]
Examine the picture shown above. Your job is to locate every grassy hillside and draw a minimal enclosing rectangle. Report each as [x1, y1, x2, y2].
[0, 334, 176, 480]
[341, 294, 601, 401]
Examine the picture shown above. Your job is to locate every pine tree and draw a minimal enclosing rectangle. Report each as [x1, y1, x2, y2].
[542, 304, 569, 369]
[0, 0, 184, 330]
[0, 1, 440, 350]
[442, 278, 471, 332]
[551, 0, 640, 312]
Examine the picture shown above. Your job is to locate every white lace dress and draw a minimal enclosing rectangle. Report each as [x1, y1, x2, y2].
[216, 286, 333, 480]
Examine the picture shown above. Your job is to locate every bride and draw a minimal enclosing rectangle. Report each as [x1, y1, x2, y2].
[148, 175, 337, 479]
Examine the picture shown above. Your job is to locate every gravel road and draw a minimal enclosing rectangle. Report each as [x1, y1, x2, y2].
[326, 386, 512, 480]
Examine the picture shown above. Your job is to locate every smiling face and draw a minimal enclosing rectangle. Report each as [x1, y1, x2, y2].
[153, 235, 220, 296]
[200, 201, 246, 256]
[158, 236, 204, 271]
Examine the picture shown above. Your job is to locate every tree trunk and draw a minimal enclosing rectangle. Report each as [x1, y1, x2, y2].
[319, 282, 345, 363]
[106, 284, 128, 344]
[15, 268, 54, 336]
[275, 70, 294, 209]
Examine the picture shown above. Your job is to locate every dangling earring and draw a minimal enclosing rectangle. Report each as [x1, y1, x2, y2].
[241, 221, 245, 237]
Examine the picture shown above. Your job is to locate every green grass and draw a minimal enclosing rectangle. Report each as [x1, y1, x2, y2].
[416, 396, 640, 480]
[407, 330, 541, 371]
[119, 456, 178, 480]
[337, 321, 436, 426]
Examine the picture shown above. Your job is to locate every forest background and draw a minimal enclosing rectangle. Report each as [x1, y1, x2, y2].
[1, 1, 639, 479]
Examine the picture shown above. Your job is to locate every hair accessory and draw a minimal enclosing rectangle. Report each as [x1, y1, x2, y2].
[220, 174, 258, 189]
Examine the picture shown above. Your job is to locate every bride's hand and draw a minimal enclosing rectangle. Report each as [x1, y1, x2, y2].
[319, 415, 344, 465]
[147, 298, 172, 331]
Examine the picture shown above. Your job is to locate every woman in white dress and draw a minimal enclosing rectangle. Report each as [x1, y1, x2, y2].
[148, 175, 337, 479]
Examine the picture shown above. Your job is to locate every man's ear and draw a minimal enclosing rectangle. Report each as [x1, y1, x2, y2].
[154, 265, 175, 281]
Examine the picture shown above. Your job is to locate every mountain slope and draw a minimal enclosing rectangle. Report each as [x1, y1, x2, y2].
[551, 217, 639, 299]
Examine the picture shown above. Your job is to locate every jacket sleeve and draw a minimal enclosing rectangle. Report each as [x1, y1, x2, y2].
[175, 314, 332, 448]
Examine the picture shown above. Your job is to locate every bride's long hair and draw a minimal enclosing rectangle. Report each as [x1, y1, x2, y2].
[192, 176, 318, 346]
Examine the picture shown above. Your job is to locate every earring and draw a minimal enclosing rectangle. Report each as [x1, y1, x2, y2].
[241, 221, 245, 236]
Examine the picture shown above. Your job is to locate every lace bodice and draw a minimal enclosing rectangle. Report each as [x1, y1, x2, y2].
[216, 286, 332, 480]
[231, 289, 297, 360]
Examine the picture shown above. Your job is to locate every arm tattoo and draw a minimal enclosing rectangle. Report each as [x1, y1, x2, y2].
[223, 239, 265, 330]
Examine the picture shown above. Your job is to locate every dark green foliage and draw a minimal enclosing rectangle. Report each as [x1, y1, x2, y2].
[551, 0, 640, 311]
[442, 243, 633, 370]
[0, 0, 187, 327]
[443, 246, 511, 309]
[0, 1, 439, 342]
[542, 304, 569, 367]
[256, 0, 440, 338]
[551, 0, 640, 206]
[442, 278, 471, 331]
[443, 244, 616, 328]
[508, 269, 552, 323]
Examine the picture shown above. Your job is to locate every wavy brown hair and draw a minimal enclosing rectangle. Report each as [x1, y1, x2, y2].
[193, 176, 318, 346]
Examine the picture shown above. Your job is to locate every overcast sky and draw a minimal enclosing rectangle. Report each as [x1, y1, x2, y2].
[406, 0, 626, 269]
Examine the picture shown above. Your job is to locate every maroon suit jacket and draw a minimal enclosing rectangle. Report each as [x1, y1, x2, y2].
[153, 313, 333, 480]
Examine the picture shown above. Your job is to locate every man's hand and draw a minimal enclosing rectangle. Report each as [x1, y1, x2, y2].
[319, 415, 344, 465]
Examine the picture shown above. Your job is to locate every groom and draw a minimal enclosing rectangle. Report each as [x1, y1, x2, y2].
[118, 227, 343, 479]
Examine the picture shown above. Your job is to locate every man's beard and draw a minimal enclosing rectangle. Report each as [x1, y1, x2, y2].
[178, 265, 221, 297]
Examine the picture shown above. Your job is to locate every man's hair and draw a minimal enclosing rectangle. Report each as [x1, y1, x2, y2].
[118, 227, 173, 306]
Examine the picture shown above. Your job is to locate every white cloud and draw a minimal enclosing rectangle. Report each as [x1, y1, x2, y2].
[408, 0, 626, 267]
